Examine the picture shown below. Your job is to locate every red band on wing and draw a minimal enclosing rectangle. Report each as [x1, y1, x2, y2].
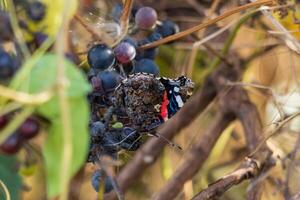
[160, 91, 169, 121]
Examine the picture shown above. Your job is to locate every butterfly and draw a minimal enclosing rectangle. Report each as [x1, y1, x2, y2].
[114, 73, 194, 132]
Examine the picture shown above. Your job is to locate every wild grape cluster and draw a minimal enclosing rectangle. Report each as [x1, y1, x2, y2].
[0, 1, 194, 194]
[86, 4, 194, 193]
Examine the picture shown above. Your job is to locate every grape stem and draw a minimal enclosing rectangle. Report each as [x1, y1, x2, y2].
[111, 0, 134, 47]
[139, 0, 275, 50]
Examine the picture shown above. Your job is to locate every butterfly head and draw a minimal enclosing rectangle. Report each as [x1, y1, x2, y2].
[176, 76, 194, 101]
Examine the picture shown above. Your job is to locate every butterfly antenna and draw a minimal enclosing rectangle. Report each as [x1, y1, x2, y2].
[149, 132, 182, 151]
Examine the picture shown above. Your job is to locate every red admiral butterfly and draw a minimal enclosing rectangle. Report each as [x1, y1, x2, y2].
[114, 73, 194, 132]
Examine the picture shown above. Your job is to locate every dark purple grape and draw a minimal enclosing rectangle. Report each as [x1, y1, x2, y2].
[97, 71, 120, 92]
[137, 32, 162, 47]
[121, 37, 138, 49]
[87, 44, 115, 71]
[33, 32, 48, 47]
[140, 48, 159, 60]
[0, 115, 7, 129]
[156, 20, 179, 38]
[131, 6, 139, 18]
[91, 170, 113, 193]
[87, 69, 97, 80]
[148, 32, 162, 42]
[0, 11, 13, 41]
[134, 59, 159, 76]
[26, 2, 46, 22]
[135, 7, 157, 30]
[135, 47, 158, 61]
[19, 118, 40, 140]
[119, 127, 141, 151]
[0, 133, 23, 154]
[111, 4, 139, 22]
[90, 121, 105, 137]
[136, 32, 161, 60]
[114, 42, 136, 64]
[90, 76, 104, 92]
[0, 50, 14, 79]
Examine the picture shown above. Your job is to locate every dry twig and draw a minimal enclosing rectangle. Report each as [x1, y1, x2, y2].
[191, 157, 274, 200]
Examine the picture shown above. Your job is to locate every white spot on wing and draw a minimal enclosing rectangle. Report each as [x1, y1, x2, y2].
[175, 95, 184, 107]
[174, 87, 179, 92]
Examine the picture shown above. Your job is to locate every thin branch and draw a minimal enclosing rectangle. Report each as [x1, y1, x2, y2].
[191, 157, 273, 200]
[249, 111, 300, 157]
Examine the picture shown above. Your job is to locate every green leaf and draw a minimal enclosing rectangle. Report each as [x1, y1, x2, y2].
[18, 53, 90, 98]
[17, 53, 91, 198]
[44, 98, 90, 197]
[17, 53, 91, 119]
[0, 155, 22, 200]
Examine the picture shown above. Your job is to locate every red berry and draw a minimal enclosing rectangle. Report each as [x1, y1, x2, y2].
[0, 133, 23, 154]
[19, 118, 40, 140]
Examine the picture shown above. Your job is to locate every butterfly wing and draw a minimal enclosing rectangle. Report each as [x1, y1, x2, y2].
[159, 77, 187, 120]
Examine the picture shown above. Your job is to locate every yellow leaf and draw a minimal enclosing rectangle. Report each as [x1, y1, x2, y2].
[272, 0, 300, 40]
